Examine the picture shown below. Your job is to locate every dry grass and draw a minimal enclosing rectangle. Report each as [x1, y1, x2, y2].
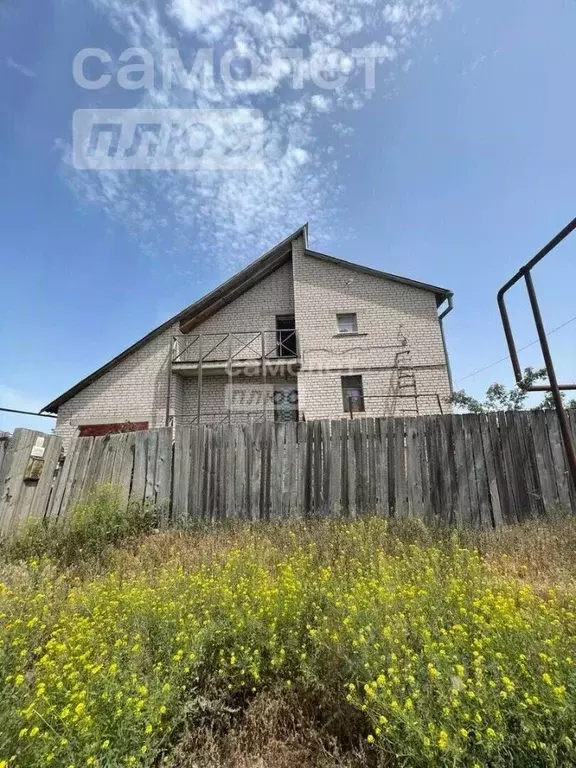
[165, 690, 371, 768]
[115, 511, 576, 592]
[462, 512, 576, 592]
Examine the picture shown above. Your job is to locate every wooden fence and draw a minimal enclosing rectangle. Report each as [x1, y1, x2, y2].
[1, 411, 576, 534]
[174, 411, 576, 526]
[0, 428, 171, 535]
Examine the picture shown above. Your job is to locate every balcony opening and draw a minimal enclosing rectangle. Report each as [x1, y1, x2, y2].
[275, 315, 297, 357]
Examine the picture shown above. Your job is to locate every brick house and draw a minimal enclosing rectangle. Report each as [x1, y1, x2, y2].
[43, 226, 454, 446]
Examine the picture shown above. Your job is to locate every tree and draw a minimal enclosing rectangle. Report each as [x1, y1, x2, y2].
[450, 367, 576, 413]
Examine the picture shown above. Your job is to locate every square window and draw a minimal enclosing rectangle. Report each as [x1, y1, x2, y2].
[342, 375, 365, 413]
[336, 313, 358, 334]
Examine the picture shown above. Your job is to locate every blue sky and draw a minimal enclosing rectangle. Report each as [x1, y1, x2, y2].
[1, 0, 575, 433]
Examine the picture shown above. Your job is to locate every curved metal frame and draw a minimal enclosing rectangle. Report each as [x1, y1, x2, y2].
[497, 217, 576, 483]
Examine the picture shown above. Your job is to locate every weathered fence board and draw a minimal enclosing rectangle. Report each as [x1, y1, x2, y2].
[0, 430, 63, 534]
[2, 412, 576, 534]
[171, 412, 576, 525]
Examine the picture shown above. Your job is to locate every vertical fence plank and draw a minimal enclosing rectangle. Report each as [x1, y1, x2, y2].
[469, 415, 491, 529]
[405, 417, 423, 518]
[354, 419, 367, 515]
[527, 411, 553, 515]
[312, 421, 322, 517]
[374, 419, 388, 516]
[284, 422, 297, 518]
[498, 411, 521, 525]
[0, 436, 9, 476]
[386, 418, 396, 517]
[114, 433, 136, 509]
[144, 430, 159, 505]
[507, 412, 532, 522]
[204, 426, 214, 520]
[328, 420, 342, 516]
[0, 431, 44, 533]
[262, 422, 273, 521]
[545, 409, 572, 512]
[347, 420, 357, 518]
[155, 428, 173, 522]
[452, 415, 470, 527]
[461, 415, 482, 527]
[393, 417, 407, 518]
[486, 414, 512, 526]
[269, 423, 281, 519]
[130, 431, 147, 508]
[518, 412, 542, 519]
[250, 423, 263, 520]
[296, 421, 307, 519]
[339, 419, 349, 517]
[199, 426, 210, 520]
[27, 435, 63, 523]
[321, 420, 331, 517]
[568, 410, 576, 509]
[278, 423, 290, 519]
[47, 437, 80, 520]
[478, 415, 503, 527]
[436, 416, 451, 521]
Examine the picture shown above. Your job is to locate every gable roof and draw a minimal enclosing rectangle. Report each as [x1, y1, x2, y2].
[42, 225, 306, 414]
[42, 226, 452, 414]
[305, 249, 452, 307]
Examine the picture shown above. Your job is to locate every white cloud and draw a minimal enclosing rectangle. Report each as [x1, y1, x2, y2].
[332, 121, 354, 137]
[61, 0, 451, 272]
[310, 93, 332, 112]
[6, 57, 36, 78]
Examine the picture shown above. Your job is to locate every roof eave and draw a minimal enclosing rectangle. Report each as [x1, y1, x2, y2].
[305, 249, 453, 306]
[42, 225, 308, 414]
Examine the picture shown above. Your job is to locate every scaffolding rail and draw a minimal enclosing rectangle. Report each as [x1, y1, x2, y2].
[172, 330, 299, 365]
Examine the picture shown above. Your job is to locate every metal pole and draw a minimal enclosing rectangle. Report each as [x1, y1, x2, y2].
[0, 407, 56, 419]
[165, 336, 174, 427]
[197, 334, 203, 425]
[497, 216, 576, 390]
[437, 394, 444, 416]
[524, 272, 576, 483]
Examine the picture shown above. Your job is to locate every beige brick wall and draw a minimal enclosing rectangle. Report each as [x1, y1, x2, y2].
[54, 240, 451, 445]
[55, 325, 176, 446]
[55, 261, 295, 445]
[180, 373, 298, 423]
[291, 235, 451, 420]
[181, 259, 294, 355]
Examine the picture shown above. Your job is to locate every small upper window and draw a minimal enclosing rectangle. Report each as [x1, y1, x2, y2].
[342, 375, 365, 413]
[336, 313, 358, 334]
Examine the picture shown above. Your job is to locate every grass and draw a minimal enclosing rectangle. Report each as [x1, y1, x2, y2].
[1, 492, 576, 767]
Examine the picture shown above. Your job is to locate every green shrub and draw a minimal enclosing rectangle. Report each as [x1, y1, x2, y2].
[2, 485, 157, 565]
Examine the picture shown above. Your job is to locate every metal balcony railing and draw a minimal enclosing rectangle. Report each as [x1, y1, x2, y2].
[172, 330, 299, 366]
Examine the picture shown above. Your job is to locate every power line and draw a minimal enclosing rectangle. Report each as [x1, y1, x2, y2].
[456, 313, 576, 384]
[0, 407, 56, 419]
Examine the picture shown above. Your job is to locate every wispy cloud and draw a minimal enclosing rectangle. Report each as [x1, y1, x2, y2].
[6, 57, 36, 78]
[60, 0, 452, 272]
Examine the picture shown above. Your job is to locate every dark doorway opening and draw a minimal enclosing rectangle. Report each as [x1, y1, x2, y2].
[275, 314, 297, 357]
[274, 388, 299, 421]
